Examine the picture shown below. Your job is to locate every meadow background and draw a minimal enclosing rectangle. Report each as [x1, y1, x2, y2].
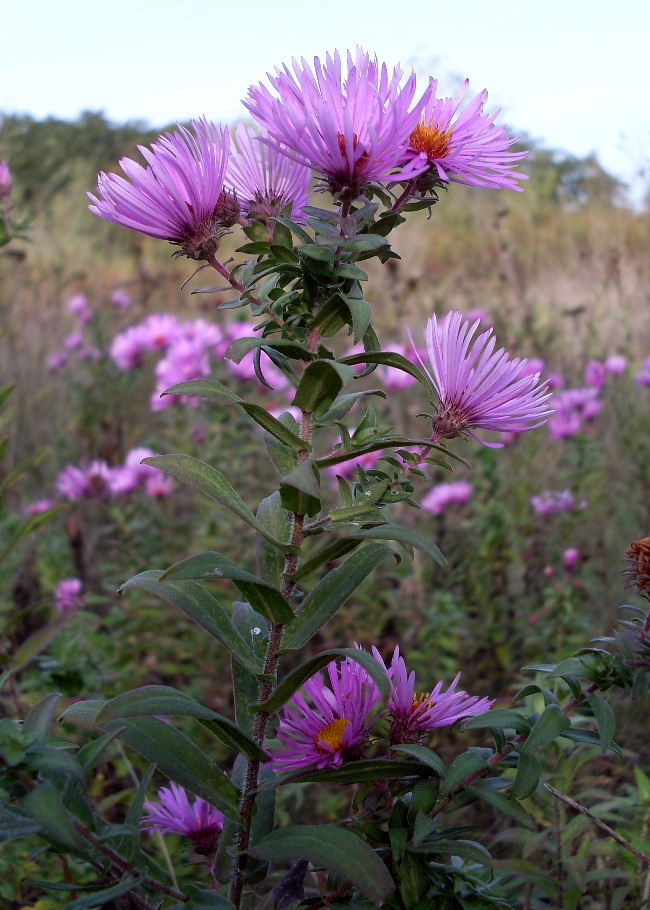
[1, 109, 650, 907]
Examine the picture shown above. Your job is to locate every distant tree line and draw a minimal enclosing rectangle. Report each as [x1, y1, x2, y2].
[0, 110, 628, 212]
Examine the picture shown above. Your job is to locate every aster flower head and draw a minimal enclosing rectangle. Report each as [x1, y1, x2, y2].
[421, 480, 472, 515]
[141, 782, 223, 855]
[410, 311, 553, 447]
[227, 123, 311, 223]
[244, 48, 432, 199]
[372, 646, 493, 745]
[54, 578, 83, 612]
[56, 461, 115, 501]
[88, 119, 234, 260]
[403, 80, 528, 192]
[530, 489, 576, 516]
[269, 657, 382, 773]
[0, 161, 11, 199]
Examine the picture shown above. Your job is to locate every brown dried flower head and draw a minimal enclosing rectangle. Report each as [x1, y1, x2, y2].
[623, 537, 650, 597]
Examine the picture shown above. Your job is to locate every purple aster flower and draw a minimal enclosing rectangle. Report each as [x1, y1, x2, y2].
[466, 309, 492, 328]
[244, 48, 432, 198]
[110, 325, 150, 370]
[56, 461, 115, 501]
[403, 80, 528, 192]
[268, 658, 382, 772]
[88, 119, 234, 260]
[519, 358, 545, 379]
[635, 358, 650, 387]
[409, 311, 553, 447]
[22, 498, 57, 517]
[65, 332, 84, 351]
[227, 123, 311, 223]
[54, 578, 83, 612]
[530, 489, 576, 516]
[110, 288, 131, 308]
[371, 645, 493, 745]
[420, 480, 472, 515]
[563, 548, 581, 572]
[47, 352, 68, 372]
[546, 372, 565, 390]
[605, 355, 627, 377]
[141, 782, 223, 855]
[144, 473, 175, 498]
[0, 161, 11, 199]
[584, 359, 607, 389]
[67, 294, 92, 325]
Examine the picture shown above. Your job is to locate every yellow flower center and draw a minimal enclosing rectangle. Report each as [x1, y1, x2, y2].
[315, 718, 349, 753]
[411, 692, 433, 716]
[409, 120, 453, 161]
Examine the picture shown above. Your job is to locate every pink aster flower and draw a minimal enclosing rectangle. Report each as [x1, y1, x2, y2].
[269, 658, 382, 772]
[584, 359, 607, 389]
[56, 461, 116, 501]
[22, 498, 57, 517]
[244, 48, 432, 197]
[67, 294, 92, 325]
[47, 352, 68, 372]
[0, 161, 11, 199]
[88, 119, 234, 260]
[636, 358, 650, 387]
[519, 358, 545, 379]
[420, 480, 472, 515]
[372, 646, 493, 745]
[144, 473, 175, 498]
[605, 355, 627, 377]
[141, 782, 223, 855]
[563, 548, 581, 572]
[403, 80, 528, 191]
[54, 578, 83, 612]
[410, 311, 553, 447]
[227, 123, 311, 222]
[110, 288, 131, 308]
[530, 489, 576, 516]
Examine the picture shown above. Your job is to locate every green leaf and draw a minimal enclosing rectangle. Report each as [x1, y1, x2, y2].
[265, 412, 300, 476]
[119, 570, 263, 676]
[345, 297, 372, 343]
[411, 837, 493, 869]
[510, 751, 542, 800]
[161, 552, 294, 625]
[10, 610, 76, 672]
[161, 378, 242, 404]
[298, 243, 335, 263]
[285, 759, 430, 786]
[95, 686, 268, 761]
[142, 455, 296, 552]
[249, 825, 395, 905]
[585, 692, 616, 753]
[0, 505, 67, 568]
[68, 712, 241, 821]
[253, 647, 390, 713]
[270, 216, 312, 244]
[314, 389, 386, 425]
[462, 709, 532, 735]
[279, 459, 322, 518]
[281, 544, 395, 650]
[392, 744, 447, 778]
[22, 693, 61, 743]
[442, 749, 492, 795]
[256, 492, 291, 587]
[344, 523, 447, 568]
[521, 705, 571, 754]
[225, 337, 311, 363]
[339, 351, 429, 387]
[172, 886, 235, 910]
[63, 874, 142, 909]
[344, 234, 390, 254]
[467, 780, 535, 829]
[292, 360, 355, 417]
[231, 603, 268, 736]
[240, 403, 310, 451]
[289, 538, 360, 583]
[23, 785, 89, 855]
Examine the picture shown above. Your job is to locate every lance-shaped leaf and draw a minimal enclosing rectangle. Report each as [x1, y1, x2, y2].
[256, 492, 291, 587]
[289, 538, 360, 583]
[342, 523, 447, 568]
[510, 751, 542, 800]
[278, 759, 430, 786]
[281, 544, 395, 651]
[462, 709, 532, 735]
[142, 455, 297, 553]
[0, 505, 67, 568]
[467, 780, 535, 829]
[10, 609, 76, 672]
[22, 693, 61, 743]
[314, 389, 386, 425]
[520, 705, 571, 754]
[119, 570, 263, 677]
[340, 350, 429, 387]
[279, 459, 322, 518]
[249, 825, 395, 905]
[392, 744, 447, 778]
[161, 381, 308, 452]
[161, 553, 294, 625]
[225, 337, 312, 363]
[231, 602, 268, 736]
[23, 785, 90, 857]
[442, 749, 493, 795]
[292, 360, 355, 417]
[62, 707, 241, 821]
[95, 686, 268, 761]
[253, 647, 390, 713]
[585, 692, 616, 753]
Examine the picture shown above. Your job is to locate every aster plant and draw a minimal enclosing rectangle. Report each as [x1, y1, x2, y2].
[5, 47, 640, 910]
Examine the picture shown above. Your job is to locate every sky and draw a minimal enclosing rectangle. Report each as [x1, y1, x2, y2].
[2, 0, 648, 202]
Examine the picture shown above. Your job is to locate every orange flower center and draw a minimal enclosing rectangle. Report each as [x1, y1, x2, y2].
[409, 120, 452, 161]
[411, 692, 433, 716]
[315, 718, 349, 753]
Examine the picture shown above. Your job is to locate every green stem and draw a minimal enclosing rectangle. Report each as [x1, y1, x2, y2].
[229, 326, 320, 909]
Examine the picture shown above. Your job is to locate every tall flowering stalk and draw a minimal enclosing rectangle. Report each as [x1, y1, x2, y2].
[13, 46, 631, 910]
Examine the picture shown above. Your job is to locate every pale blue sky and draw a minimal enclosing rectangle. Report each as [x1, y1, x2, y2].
[2, 0, 648, 201]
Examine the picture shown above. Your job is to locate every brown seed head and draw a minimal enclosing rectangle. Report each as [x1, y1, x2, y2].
[623, 537, 650, 597]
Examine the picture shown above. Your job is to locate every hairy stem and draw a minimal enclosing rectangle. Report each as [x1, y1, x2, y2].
[229, 326, 320, 909]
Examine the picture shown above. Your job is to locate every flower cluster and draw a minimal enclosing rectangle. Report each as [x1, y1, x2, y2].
[54, 578, 84, 612]
[56, 448, 172, 502]
[420, 480, 473, 515]
[268, 649, 492, 772]
[530, 489, 582, 516]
